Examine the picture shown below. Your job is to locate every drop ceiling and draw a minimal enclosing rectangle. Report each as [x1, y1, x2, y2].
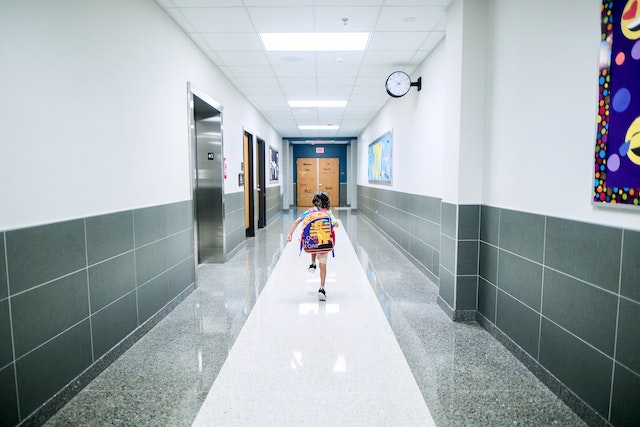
[154, 0, 451, 139]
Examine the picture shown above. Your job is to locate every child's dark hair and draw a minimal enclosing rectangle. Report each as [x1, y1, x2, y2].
[312, 191, 331, 209]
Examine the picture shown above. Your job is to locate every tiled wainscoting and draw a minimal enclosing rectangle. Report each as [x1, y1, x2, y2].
[266, 186, 283, 224]
[477, 206, 639, 426]
[357, 185, 441, 283]
[0, 201, 196, 426]
[357, 185, 639, 426]
[224, 192, 246, 258]
[225, 188, 283, 260]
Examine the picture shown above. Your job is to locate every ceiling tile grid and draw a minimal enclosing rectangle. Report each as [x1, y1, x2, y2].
[156, 0, 450, 138]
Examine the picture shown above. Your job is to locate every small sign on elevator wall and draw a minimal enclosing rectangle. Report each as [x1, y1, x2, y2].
[208, 153, 214, 160]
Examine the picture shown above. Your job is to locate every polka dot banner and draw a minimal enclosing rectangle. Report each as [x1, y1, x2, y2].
[595, 0, 640, 207]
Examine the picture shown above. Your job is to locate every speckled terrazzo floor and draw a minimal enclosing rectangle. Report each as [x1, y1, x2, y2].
[44, 209, 585, 427]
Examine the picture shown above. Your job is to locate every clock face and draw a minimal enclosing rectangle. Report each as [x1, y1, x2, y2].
[385, 71, 411, 97]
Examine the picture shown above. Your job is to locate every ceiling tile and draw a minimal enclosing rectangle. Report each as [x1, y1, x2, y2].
[271, 65, 316, 77]
[181, 7, 254, 33]
[267, 52, 316, 67]
[247, 7, 314, 32]
[200, 33, 264, 51]
[160, 0, 449, 137]
[367, 31, 431, 51]
[361, 50, 416, 67]
[215, 51, 270, 66]
[226, 65, 275, 78]
[171, 0, 243, 6]
[313, 6, 381, 32]
[376, 6, 445, 31]
[384, 0, 450, 5]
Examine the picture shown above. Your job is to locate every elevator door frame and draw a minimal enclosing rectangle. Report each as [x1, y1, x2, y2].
[188, 83, 226, 264]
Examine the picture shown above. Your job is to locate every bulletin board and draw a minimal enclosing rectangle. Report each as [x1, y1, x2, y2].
[368, 131, 392, 184]
[594, 0, 640, 207]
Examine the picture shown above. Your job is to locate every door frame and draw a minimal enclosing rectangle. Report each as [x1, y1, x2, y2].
[187, 82, 226, 265]
[244, 130, 255, 237]
[256, 137, 267, 228]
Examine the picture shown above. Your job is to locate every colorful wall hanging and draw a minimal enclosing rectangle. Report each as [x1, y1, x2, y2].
[368, 131, 392, 184]
[595, 0, 640, 206]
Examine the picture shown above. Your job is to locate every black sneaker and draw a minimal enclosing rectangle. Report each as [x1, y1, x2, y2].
[308, 263, 316, 273]
[318, 287, 326, 301]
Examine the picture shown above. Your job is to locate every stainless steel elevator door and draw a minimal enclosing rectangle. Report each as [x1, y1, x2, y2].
[194, 96, 224, 263]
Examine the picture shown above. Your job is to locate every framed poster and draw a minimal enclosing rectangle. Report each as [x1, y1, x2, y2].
[594, 0, 640, 207]
[269, 146, 279, 182]
[368, 131, 392, 184]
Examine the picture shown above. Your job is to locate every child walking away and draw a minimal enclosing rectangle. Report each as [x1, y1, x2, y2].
[286, 191, 339, 300]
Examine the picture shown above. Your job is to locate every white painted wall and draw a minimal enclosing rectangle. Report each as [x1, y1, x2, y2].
[358, 41, 446, 197]
[358, 0, 640, 231]
[0, 0, 281, 231]
[484, 0, 640, 230]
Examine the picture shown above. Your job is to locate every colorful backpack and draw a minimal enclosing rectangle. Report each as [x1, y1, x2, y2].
[299, 209, 335, 256]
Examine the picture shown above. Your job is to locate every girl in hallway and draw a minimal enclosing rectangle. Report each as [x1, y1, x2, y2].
[285, 191, 338, 300]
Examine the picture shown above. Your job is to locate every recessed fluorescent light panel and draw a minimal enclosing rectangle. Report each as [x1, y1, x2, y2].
[260, 33, 370, 51]
[299, 125, 339, 130]
[288, 101, 347, 108]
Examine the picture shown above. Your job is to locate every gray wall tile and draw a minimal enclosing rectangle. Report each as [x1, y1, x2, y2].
[621, 229, 640, 303]
[542, 268, 617, 357]
[441, 202, 457, 239]
[616, 298, 640, 375]
[439, 269, 455, 308]
[167, 257, 195, 300]
[11, 271, 89, 358]
[440, 235, 455, 274]
[422, 196, 441, 223]
[135, 239, 167, 286]
[138, 273, 169, 323]
[225, 191, 244, 213]
[456, 275, 477, 310]
[92, 292, 138, 359]
[610, 363, 640, 426]
[0, 299, 12, 367]
[499, 209, 545, 263]
[164, 201, 192, 236]
[478, 278, 496, 323]
[458, 205, 479, 240]
[497, 250, 542, 311]
[496, 290, 540, 356]
[545, 217, 621, 293]
[539, 318, 613, 417]
[134, 202, 191, 248]
[357, 186, 441, 280]
[6, 220, 86, 295]
[89, 252, 136, 313]
[226, 226, 246, 257]
[167, 230, 193, 267]
[0, 364, 19, 426]
[457, 240, 478, 275]
[15, 320, 92, 418]
[479, 242, 498, 284]
[0, 234, 7, 300]
[86, 211, 134, 265]
[409, 237, 432, 272]
[480, 205, 499, 245]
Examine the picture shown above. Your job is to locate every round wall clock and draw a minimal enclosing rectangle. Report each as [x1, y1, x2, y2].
[385, 71, 412, 97]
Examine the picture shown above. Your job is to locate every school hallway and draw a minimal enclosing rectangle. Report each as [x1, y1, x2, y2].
[44, 209, 584, 426]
